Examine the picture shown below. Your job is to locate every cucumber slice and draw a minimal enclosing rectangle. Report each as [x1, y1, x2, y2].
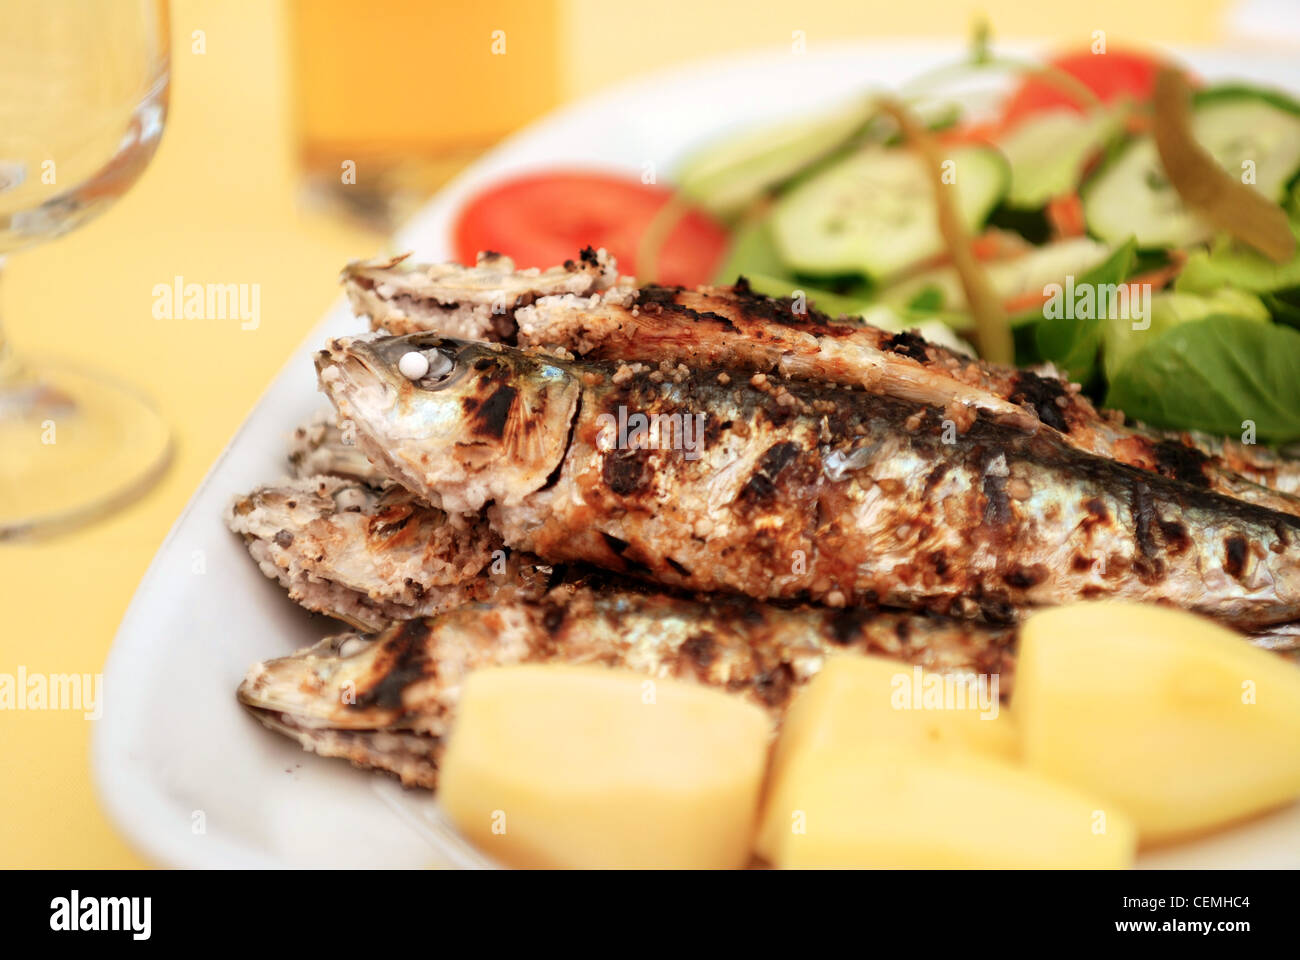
[881, 236, 1113, 323]
[1176, 219, 1300, 293]
[997, 107, 1123, 209]
[1082, 88, 1300, 249]
[677, 104, 872, 221]
[1194, 83, 1300, 118]
[770, 144, 1009, 280]
[676, 99, 967, 221]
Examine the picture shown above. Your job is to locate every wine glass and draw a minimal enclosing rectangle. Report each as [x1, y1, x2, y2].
[0, 0, 170, 538]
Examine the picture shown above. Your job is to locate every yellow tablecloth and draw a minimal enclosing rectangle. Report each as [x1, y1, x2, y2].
[0, 0, 381, 868]
[0, 0, 1229, 868]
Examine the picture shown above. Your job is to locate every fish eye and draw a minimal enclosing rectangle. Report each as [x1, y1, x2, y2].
[396, 346, 459, 388]
[402, 349, 453, 379]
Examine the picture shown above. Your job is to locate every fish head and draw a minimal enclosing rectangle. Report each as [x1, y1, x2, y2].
[316, 334, 580, 513]
[236, 625, 448, 789]
[238, 605, 539, 741]
[237, 624, 429, 732]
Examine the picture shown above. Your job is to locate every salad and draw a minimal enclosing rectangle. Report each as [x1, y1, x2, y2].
[453, 39, 1300, 446]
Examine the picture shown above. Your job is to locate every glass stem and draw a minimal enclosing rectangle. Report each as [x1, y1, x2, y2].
[0, 255, 20, 386]
[0, 256, 8, 379]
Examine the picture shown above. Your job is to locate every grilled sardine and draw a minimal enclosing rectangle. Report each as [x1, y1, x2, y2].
[318, 334, 1300, 630]
[237, 583, 1019, 789]
[226, 476, 549, 632]
[352, 253, 1300, 514]
[343, 247, 623, 342]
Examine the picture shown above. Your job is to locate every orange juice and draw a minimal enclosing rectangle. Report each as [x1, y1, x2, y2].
[288, 0, 561, 226]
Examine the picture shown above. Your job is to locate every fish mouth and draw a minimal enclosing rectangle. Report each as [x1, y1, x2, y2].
[237, 699, 416, 735]
[239, 700, 442, 790]
[316, 337, 408, 395]
[316, 341, 388, 412]
[235, 634, 381, 726]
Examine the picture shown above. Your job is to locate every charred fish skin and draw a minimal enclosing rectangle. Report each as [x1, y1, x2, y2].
[1163, 426, 1300, 498]
[317, 333, 1300, 630]
[515, 279, 1300, 517]
[225, 476, 550, 632]
[236, 587, 1019, 788]
[517, 281, 1041, 432]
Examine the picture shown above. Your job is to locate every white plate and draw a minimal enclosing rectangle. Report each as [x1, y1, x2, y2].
[95, 41, 1300, 868]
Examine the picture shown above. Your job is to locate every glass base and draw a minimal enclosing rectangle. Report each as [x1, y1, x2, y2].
[0, 362, 170, 540]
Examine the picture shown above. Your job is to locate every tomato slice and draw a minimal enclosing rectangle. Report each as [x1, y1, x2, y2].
[453, 171, 728, 287]
[1000, 49, 1170, 127]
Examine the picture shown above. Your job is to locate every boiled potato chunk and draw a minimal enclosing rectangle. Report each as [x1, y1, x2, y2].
[758, 655, 1134, 868]
[771, 655, 1016, 773]
[762, 654, 1014, 847]
[761, 746, 1136, 868]
[438, 665, 770, 869]
[1014, 602, 1300, 844]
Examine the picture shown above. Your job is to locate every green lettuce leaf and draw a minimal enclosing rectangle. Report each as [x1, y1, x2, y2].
[1105, 316, 1300, 442]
